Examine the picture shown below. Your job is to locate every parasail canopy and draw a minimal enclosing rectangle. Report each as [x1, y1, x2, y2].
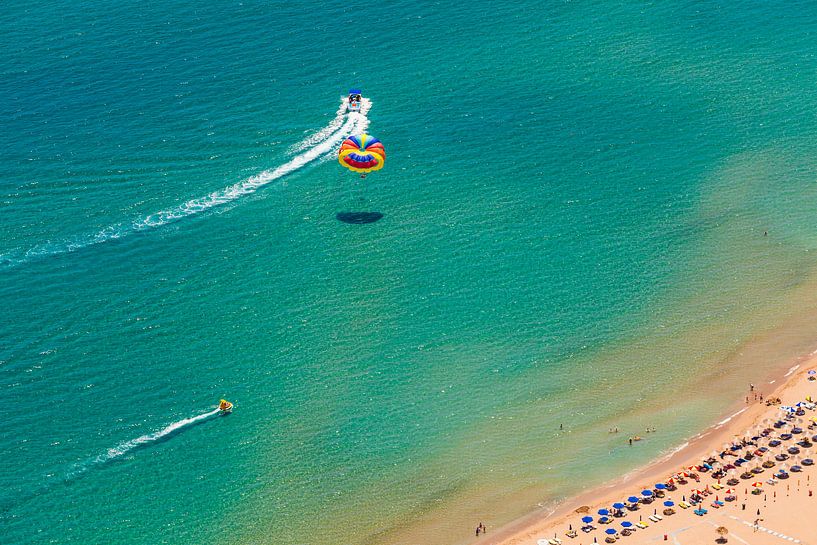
[338, 134, 385, 174]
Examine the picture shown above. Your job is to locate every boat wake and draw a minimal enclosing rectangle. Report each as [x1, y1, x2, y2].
[68, 408, 222, 479]
[0, 97, 371, 271]
[1, 408, 224, 516]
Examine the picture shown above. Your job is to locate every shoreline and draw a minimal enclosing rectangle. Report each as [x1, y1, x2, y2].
[481, 349, 817, 545]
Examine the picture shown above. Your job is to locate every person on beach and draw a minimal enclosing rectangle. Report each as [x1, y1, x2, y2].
[629, 437, 633, 446]
[475, 525, 480, 537]
[750, 383, 754, 391]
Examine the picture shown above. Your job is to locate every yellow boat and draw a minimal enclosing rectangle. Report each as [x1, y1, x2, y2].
[218, 399, 233, 415]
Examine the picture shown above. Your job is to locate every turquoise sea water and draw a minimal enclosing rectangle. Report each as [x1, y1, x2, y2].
[5, 2, 817, 544]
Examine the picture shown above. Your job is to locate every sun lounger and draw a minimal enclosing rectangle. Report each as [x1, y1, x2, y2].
[712, 484, 723, 490]
[679, 502, 690, 509]
[636, 522, 648, 529]
[565, 530, 577, 539]
[653, 514, 663, 520]
[710, 502, 720, 508]
[648, 515, 659, 522]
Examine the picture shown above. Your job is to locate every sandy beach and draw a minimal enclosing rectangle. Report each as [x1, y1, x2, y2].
[481, 358, 817, 545]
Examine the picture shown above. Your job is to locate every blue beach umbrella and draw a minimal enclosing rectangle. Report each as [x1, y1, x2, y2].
[598, 508, 610, 516]
[605, 528, 617, 535]
[663, 501, 674, 507]
[612, 502, 625, 509]
[582, 516, 593, 524]
[641, 489, 653, 497]
[621, 521, 633, 528]
[655, 483, 667, 490]
[628, 496, 640, 503]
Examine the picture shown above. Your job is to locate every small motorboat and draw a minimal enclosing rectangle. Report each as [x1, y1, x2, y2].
[218, 399, 233, 415]
[347, 89, 362, 112]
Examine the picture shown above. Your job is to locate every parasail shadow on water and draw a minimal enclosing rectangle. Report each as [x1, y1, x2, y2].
[336, 211, 384, 224]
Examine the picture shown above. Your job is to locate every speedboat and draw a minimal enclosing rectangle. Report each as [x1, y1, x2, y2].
[218, 399, 233, 415]
[347, 89, 362, 112]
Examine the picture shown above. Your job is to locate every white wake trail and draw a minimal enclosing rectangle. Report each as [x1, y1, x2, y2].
[135, 109, 368, 229]
[0, 98, 372, 271]
[288, 98, 349, 154]
[96, 409, 220, 462]
[64, 409, 222, 480]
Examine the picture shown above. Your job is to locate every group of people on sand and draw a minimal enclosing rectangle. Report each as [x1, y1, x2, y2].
[474, 522, 486, 537]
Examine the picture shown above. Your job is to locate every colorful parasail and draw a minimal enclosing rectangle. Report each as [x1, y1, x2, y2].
[338, 134, 385, 175]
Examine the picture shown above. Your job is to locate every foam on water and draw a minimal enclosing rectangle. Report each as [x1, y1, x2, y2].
[0, 98, 372, 271]
[68, 408, 222, 479]
[288, 97, 351, 154]
[94, 409, 221, 463]
[0, 408, 224, 515]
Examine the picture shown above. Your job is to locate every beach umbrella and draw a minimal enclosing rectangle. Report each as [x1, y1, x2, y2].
[598, 508, 610, 516]
[581, 516, 593, 524]
[641, 489, 653, 497]
[605, 528, 617, 535]
[809, 370, 816, 375]
[627, 496, 640, 503]
[663, 501, 674, 507]
[621, 521, 633, 528]
[612, 502, 625, 510]
[655, 483, 667, 490]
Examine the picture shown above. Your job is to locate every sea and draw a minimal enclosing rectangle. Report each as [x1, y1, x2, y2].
[4, 2, 817, 544]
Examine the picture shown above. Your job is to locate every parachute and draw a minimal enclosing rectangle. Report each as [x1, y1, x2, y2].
[338, 134, 385, 177]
